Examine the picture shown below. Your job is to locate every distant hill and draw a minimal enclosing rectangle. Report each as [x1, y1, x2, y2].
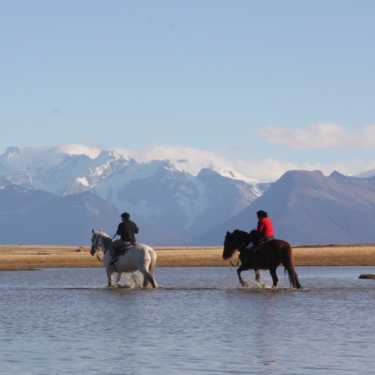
[0, 182, 208, 246]
[192, 170, 375, 246]
[0, 184, 120, 245]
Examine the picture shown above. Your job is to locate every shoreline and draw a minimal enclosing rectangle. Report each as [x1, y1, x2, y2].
[0, 244, 374, 271]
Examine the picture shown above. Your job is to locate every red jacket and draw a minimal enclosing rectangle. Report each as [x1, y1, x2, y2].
[257, 217, 274, 237]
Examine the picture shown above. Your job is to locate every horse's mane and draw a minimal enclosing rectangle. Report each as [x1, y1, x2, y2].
[96, 230, 110, 238]
[233, 229, 248, 235]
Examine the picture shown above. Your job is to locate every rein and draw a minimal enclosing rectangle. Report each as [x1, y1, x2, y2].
[92, 234, 114, 261]
[227, 239, 246, 267]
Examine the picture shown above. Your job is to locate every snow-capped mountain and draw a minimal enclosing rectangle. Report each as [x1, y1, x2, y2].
[3, 146, 375, 246]
[0, 146, 267, 244]
[193, 170, 375, 246]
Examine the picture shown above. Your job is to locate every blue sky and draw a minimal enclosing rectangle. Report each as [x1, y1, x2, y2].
[1, 0, 375, 181]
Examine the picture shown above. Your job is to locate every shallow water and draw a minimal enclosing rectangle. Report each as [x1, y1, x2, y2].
[0, 266, 374, 374]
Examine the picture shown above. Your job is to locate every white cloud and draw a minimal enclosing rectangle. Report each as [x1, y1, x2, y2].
[111, 144, 375, 183]
[112, 145, 258, 184]
[56, 144, 102, 159]
[230, 157, 375, 182]
[254, 123, 375, 150]
[7, 143, 375, 184]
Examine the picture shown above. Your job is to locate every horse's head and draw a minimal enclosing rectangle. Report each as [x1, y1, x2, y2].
[91, 229, 113, 256]
[90, 229, 100, 256]
[90, 229, 111, 256]
[222, 229, 249, 260]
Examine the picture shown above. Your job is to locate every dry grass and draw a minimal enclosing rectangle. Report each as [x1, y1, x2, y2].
[0, 245, 98, 271]
[293, 244, 375, 266]
[153, 247, 234, 267]
[0, 243, 374, 271]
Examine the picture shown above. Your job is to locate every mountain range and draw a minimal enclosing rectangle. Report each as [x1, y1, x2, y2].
[0, 146, 268, 245]
[195, 170, 375, 246]
[0, 181, 120, 245]
[1, 146, 375, 246]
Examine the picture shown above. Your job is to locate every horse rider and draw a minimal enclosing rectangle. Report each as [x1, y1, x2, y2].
[108, 212, 139, 263]
[244, 210, 274, 249]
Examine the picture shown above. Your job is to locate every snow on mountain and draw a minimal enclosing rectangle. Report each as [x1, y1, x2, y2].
[6, 145, 374, 246]
[193, 170, 375, 246]
[91, 160, 261, 234]
[0, 145, 264, 241]
[0, 144, 257, 188]
[112, 144, 259, 184]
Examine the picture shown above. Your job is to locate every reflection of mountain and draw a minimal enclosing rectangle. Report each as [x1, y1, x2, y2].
[192, 170, 375, 246]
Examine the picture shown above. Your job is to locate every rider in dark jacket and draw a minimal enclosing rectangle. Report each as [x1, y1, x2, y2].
[116, 213, 139, 243]
[109, 212, 139, 263]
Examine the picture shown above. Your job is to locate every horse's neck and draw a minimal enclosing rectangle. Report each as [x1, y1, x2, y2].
[235, 231, 248, 247]
[99, 236, 111, 254]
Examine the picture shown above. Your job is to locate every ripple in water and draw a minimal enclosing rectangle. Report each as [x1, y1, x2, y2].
[0, 266, 374, 374]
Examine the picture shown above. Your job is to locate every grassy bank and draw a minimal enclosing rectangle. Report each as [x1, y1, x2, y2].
[0, 244, 374, 271]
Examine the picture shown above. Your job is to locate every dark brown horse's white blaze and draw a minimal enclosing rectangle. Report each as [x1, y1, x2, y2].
[223, 230, 302, 289]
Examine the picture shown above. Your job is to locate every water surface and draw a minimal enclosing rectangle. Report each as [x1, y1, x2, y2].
[0, 266, 374, 374]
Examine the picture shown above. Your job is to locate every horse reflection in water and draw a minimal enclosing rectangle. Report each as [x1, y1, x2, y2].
[223, 230, 302, 289]
[90, 230, 157, 288]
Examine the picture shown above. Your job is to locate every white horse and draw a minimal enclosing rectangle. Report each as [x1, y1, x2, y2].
[90, 230, 157, 288]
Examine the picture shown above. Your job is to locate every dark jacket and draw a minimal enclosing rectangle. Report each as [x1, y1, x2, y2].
[116, 219, 139, 243]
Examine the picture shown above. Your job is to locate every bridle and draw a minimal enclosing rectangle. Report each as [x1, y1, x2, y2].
[91, 233, 112, 261]
[224, 233, 247, 267]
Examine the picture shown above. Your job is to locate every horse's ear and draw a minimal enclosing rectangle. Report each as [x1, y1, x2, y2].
[92, 229, 94, 233]
[227, 231, 231, 236]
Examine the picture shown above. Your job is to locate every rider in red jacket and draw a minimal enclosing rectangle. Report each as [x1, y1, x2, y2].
[245, 210, 274, 248]
[257, 215, 274, 237]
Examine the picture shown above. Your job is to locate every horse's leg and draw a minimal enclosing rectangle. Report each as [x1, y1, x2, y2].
[255, 269, 261, 283]
[237, 265, 247, 287]
[115, 272, 124, 286]
[269, 268, 278, 288]
[106, 268, 114, 287]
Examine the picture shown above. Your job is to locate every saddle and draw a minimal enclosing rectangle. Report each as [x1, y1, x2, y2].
[114, 243, 134, 257]
[248, 237, 274, 252]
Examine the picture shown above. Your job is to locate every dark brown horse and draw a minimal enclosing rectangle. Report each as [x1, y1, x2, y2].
[223, 230, 302, 289]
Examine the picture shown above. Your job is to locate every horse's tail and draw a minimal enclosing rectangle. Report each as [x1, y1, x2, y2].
[139, 247, 157, 288]
[282, 244, 302, 289]
[148, 247, 157, 276]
